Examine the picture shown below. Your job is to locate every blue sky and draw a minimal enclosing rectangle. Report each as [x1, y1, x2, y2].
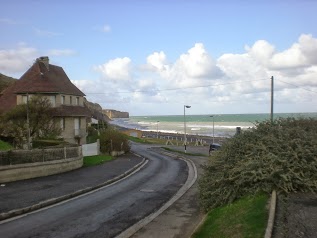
[1, 0, 317, 115]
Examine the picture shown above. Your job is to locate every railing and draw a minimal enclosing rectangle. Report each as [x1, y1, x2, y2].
[0, 146, 81, 166]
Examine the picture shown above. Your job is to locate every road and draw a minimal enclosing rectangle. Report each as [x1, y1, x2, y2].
[0, 144, 188, 238]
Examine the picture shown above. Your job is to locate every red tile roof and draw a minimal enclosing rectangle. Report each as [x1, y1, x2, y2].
[0, 58, 85, 113]
[15, 60, 85, 96]
[0, 83, 17, 114]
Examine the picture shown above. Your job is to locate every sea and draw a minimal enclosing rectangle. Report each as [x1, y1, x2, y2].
[109, 113, 317, 138]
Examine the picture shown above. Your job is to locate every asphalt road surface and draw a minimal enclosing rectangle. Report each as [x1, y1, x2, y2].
[0, 144, 188, 238]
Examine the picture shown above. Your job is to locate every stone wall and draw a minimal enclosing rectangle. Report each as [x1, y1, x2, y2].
[0, 157, 83, 183]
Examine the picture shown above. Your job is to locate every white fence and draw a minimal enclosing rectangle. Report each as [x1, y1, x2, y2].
[81, 139, 100, 157]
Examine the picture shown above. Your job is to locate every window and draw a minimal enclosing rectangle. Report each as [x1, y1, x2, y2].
[50, 96, 56, 107]
[22, 95, 28, 104]
[70, 96, 72, 105]
[61, 95, 65, 104]
[60, 118, 65, 131]
[76, 97, 79, 105]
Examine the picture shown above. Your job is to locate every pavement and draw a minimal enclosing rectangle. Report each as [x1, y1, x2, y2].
[0, 146, 209, 238]
[0, 153, 145, 220]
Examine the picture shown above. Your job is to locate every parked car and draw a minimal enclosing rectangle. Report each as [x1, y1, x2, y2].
[209, 143, 221, 154]
[211, 143, 221, 150]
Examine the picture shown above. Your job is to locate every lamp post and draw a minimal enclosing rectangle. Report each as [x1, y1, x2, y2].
[210, 115, 215, 144]
[184, 105, 191, 153]
[156, 121, 159, 139]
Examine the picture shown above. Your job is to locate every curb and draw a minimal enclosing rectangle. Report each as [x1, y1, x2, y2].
[0, 157, 147, 222]
[265, 190, 277, 238]
[116, 149, 198, 238]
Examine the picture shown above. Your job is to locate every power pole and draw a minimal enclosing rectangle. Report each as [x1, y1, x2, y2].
[271, 76, 274, 124]
[26, 93, 31, 149]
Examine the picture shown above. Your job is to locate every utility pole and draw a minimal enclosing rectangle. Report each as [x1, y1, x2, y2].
[26, 93, 31, 149]
[271, 76, 274, 124]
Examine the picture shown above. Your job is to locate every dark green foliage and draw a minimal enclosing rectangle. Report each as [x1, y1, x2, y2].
[199, 117, 317, 211]
[0, 139, 13, 151]
[99, 127, 130, 154]
[0, 96, 61, 148]
[86, 126, 100, 143]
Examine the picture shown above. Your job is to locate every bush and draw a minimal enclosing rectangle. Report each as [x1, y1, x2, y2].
[0, 139, 13, 151]
[199, 117, 317, 211]
[99, 127, 130, 154]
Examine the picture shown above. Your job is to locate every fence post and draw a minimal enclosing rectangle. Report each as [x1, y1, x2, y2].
[97, 139, 100, 155]
[64, 147, 66, 159]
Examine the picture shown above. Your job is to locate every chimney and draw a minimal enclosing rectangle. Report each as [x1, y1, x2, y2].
[37, 56, 49, 70]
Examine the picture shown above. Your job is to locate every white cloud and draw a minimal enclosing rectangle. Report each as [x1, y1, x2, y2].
[177, 43, 216, 78]
[0, 44, 38, 75]
[146, 51, 168, 71]
[93, 24, 112, 33]
[102, 24, 111, 33]
[33, 27, 61, 37]
[95, 57, 132, 81]
[49, 35, 317, 114]
[48, 49, 76, 56]
[0, 18, 20, 25]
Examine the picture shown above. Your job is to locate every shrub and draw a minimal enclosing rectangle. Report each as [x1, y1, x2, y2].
[99, 127, 130, 154]
[199, 117, 317, 211]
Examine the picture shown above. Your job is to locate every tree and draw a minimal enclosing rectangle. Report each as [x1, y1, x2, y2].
[0, 96, 61, 148]
[99, 127, 130, 154]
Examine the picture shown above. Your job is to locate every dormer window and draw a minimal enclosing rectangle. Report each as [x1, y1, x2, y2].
[70, 96, 72, 105]
[76, 97, 79, 105]
[62, 95, 65, 104]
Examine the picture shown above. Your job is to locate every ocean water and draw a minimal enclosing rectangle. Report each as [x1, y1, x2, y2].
[110, 113, 317, 137]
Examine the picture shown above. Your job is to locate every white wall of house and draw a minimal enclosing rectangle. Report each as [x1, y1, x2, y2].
[17, 94, 87, 145]
[60, 117, 87, 145]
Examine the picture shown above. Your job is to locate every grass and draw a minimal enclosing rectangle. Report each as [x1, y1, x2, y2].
[0, 140, 13, 151]
[192, 193, 269, 238]
[162, 147, 206, 156]
[83, 155, 113, 167]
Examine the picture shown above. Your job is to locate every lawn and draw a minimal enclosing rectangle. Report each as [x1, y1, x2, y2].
[162, 147, 206, 156]
[0, 140, 13, 151]
[83, 155, 113, 167]
[192, 193, 269, 238]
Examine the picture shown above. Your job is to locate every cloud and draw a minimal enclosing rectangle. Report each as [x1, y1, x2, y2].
[33, 27, 61, 37]
[93, 24, 111, 33]
[48, 49, 76, 56]
[0, 44, 38, 75]
[70, 35, 317, 114]
[94, 57, 132, 81]
[177, 43, 219, 78]
[146, 51, 168, 71]
[0, 18, 21, 25]
[102, 24, 111, 33]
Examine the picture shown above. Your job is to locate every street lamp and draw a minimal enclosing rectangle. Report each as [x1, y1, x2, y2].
[210, 115, 215, 144]
[184, 105, 191, 153]
[156, 121, 160, 139]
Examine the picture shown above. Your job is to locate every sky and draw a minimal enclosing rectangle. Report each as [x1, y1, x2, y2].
[1, 0, 317, 116]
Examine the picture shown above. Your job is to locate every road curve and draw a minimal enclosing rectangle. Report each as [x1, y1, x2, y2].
[0, 144, 188, 238]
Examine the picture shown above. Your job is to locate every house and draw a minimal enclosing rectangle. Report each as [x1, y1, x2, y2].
[0, 56, 91, 145]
